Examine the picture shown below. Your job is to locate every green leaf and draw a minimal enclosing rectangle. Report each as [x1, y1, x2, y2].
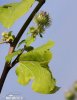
[19, 49, 52, 66]
[25, 36, 35, 46]
[50, 86, 60, 94]
[16, 61, 57, 94]
[17, 40, 25, 48]
[16, 41, 58, 94]
[34, 40, 55, 51]
[17, 36, 36, 48]
[6, 49, 22, 62]
[0, 0, 35, 28]
[8, 31, 12, 36]
[18, 35, 35, 48]
[19, 41, 54, 65]
[24, 46, 34, 51]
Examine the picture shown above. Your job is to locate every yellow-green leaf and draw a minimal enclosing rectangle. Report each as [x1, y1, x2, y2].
[16, 61, 57, 94]
[25, 36, 35, 46]
[19, 41, 54, 65]
[16, 41, 58, 94]
[0, 0, 35, 28]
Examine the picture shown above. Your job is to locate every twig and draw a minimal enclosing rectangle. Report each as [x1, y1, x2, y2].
[11, 48, 24, 67]
[0, 41, 6, 44]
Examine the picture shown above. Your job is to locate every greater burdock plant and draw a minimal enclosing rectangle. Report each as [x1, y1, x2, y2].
[0, 0, 59, 94]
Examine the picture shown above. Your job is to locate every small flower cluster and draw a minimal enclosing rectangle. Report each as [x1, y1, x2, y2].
[28, 11, 51, 38]
[1, 31, 15, 43]
[65, 81, 77, 100]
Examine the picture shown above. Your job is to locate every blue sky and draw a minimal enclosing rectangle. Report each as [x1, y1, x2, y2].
[0, 0, 77, 100]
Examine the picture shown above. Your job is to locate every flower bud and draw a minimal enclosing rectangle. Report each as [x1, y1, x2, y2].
[34, 11, 51, 27]
[2, 32, 8, 38]
[1, 31, 15, 43]
[65, 90, 75, 100]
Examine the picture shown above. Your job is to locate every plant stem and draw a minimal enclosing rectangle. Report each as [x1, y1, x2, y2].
[0, 45, 14, 93]
[0, 0, 45, 93]
[0, 63, 11, 93]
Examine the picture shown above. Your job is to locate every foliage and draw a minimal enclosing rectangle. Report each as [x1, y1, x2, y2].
[16, 41, 59, 94]
[0, 0, 59, 95]
[0, 0, 34, 28]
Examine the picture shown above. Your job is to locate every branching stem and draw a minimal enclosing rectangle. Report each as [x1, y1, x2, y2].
[0, 0, 45, 93]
